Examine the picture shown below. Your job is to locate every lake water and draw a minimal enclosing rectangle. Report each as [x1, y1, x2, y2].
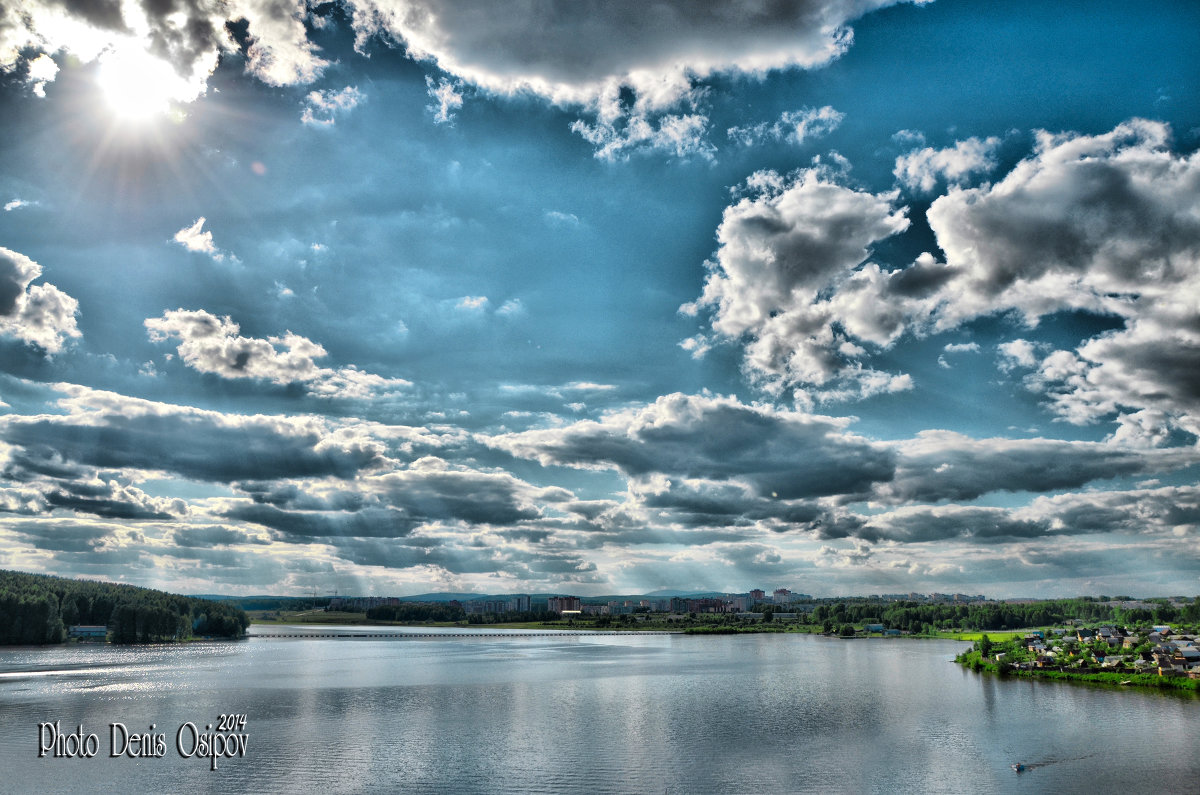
[1, 626, 1196, 793]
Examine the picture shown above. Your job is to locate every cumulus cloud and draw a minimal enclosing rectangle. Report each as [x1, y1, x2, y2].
[172, 217, 232, 261]
[348, 1, 921, 107]
[728, 105, 845, 147]
[681, 167, 911, 397]
[145, 309, 410, 398]
[346, 0, 925, 158]
[2, 0, 925, 158]
[25, 52, 58, 97]
[921, 119, 1200, 439]
[893, 135, 1001, 192]
[301, 85, 364, 126]
[688, 118, 1200, 439]
[0, 246, 80, 353]
[0, 0, 330, 105]
[997, 339, 1039, 371]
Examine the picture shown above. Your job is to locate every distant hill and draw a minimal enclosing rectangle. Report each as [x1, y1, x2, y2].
[195, 590, 735, 604]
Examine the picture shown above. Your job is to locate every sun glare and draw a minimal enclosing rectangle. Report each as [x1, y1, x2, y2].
[98, 48, 188, 122]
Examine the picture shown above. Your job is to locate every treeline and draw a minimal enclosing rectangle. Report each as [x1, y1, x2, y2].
[465, 610, 559, 624]
[365, 603, 467, 622]
[0, 569, 249, 645]
[363, 603, 563, 624]
[807, 597, 1200, 633]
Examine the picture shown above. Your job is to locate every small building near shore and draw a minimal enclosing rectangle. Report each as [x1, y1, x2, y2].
[68, 625, 108, 640]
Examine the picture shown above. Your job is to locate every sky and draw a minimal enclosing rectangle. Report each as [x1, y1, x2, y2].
[1, 0, 1199, 599]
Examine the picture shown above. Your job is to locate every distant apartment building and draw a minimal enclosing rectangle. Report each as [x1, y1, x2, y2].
[329, 596, 400, 611]
[772, 588, 791, 605]
[749, 589, 766, 603]
[465, 594, 534, 615]
[686, 598, 727, 614]
[547, 596, 581, 615]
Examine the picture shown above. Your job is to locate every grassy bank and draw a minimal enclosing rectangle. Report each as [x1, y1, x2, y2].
[956, 646, 1199, 693]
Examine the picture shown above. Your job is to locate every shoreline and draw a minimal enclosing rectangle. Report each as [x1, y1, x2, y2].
[955, 647, 1199, 694]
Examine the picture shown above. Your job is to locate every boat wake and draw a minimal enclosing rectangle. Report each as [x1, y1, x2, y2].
[1013, 753, 1096, 772]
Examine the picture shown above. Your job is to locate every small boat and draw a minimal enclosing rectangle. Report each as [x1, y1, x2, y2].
[1011, 763, 1025, 773]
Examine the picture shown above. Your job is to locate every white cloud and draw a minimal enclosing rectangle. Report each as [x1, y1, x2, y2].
[1, 0, 921, 159]
[893, 135, 1001, 192]
[172, 217, 232, 262]
[997, 339, 1038, 371]
[689, 118, 1200, 442]
[455, 295, 488, 311]
[26, 52, 57, 97]
[301, 86, 364, 126]
[0, 0, 330, 106]
[891, 129, 925, 147]
[425, 76, 463, 124]
[3, 199, 31, 211]
[492, 392, 894, 501]
[728, 105, 845, 147]
[923, 119, 1200, 439]
[571, 111, 714, 161]
[682, 166, 910, 397]
[346, 0, 925, 158]
[348, 1, 923, 107]
[544, 210, 580, 227]
[145, 309, 410, 399]
[0, 246, 80, 353]
[496, 299, 524, 317]
[233, 0, 330, 86]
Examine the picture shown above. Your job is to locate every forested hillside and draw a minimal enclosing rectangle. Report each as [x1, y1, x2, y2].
[804, 596, 1200, 633]
[0, 569, 248, 645]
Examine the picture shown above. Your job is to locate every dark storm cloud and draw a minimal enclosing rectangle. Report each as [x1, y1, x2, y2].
[329, 537, 504, 573]
[881, 432, 1199, 504]
[43, 488, 175, 520]
[225, 459, 554, 543]
[12, 520, 114, 553]
[641, 484, 826, 526]
[1, 445, 86, 481]
[374, 465, 545, 525]
[493, 393, 895, 500]
[224, 503, 419, 539]
[1, 396, 384, 483]
[172, 525, 266, 547]
[236, 481, 368, 511]
[856, 507, 1052, 544]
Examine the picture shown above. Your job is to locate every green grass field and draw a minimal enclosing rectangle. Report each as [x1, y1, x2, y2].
[934, 631, 1025, 642]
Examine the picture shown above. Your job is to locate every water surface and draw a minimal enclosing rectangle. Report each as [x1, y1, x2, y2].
[2, 627, 1196, 793]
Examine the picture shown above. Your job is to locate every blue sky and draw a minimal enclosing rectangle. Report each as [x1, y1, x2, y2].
[1, 0, 1198, 597]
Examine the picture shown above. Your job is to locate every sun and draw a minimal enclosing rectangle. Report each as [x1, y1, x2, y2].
[97, 47, 189, 122]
